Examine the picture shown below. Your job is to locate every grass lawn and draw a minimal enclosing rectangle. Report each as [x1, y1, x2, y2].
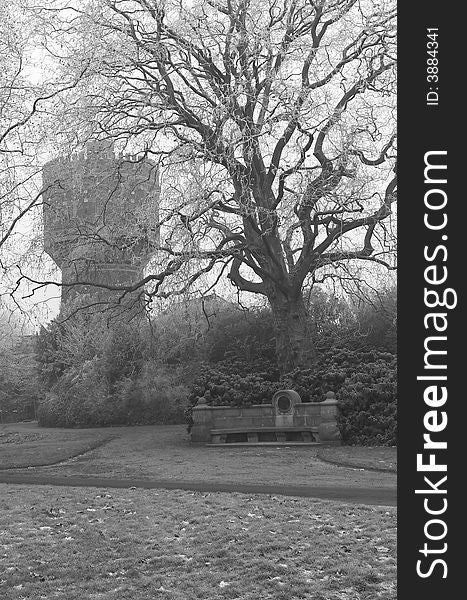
[0, 429, 113, 469]
[0, 484, 396, 600]
[1, 424, 396, 492]
[317, 447, 396, 473]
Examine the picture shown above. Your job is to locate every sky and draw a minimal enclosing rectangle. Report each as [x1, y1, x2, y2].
[0, 0, 396, 331]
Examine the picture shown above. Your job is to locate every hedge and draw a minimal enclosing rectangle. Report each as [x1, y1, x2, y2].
[186, 349, 396, 445]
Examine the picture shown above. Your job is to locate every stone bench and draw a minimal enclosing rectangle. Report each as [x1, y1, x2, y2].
[191, 391, 340, 444]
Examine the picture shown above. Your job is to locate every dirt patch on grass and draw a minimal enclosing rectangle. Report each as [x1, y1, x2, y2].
[317, 446, 397, 472]
[0, 483, 396, 600]
[0, 427, 113, 469]
[0, 432, 46, 445]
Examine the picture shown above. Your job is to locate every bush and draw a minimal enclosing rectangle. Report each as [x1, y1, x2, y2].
[0, 339, 40, 423]
[351, 287, 397, 354]
[37, 316, 188, 428]
[337, 359, 397, 446]
[36, 290, 397, 440]
[36, 322, 69, 388]
[0, 389, 37, 423]
[38, 360, 188, 428]
[124, 362, 188, 425]
[284, 348, 397, 445]
[283, 348, 395, 401]
[38, 358, 112, 427]
[189, 364, 280, 406]
[205, 307, 276, 364]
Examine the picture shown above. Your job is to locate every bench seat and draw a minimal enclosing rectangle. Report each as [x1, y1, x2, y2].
[210, 426, 318, 444]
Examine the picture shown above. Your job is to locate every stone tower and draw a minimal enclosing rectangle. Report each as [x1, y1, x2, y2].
[42, 141, 159, 315]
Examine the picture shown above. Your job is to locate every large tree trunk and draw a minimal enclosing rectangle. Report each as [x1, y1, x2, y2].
[268, 291, 316, 374]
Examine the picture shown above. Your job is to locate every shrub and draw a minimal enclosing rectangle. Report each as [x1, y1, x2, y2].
[36, 289, 397, 440]
[284, 348, 397, 445]
[205, 307, 276, 364]
[103, 324, 146, 384]
[0, 340, 40, 423]
[188, 362, 280, 406]
[125, 362, 188, 425]
[38, 360, 188, 428]
[0, 389, 37, 423]
[336, 359, 397, 446]
[37, 315, 188, 427]
[283, 348, 396, 401]
[38, 359, 110, 427]
[353, 286, 397, 354]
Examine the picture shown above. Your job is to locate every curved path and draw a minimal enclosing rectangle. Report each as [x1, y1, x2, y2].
[0, 472, 396, 506]
[1, 423, 396, 506]
[315, 453, 396, 474]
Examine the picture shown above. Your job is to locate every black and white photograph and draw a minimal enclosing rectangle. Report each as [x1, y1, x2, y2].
[0, 1, 459, 598]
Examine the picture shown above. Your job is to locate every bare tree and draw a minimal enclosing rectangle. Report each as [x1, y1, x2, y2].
[17, 0, 397, 372]
[0, 1, 91, 269]
[0, 1, 97, 333]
